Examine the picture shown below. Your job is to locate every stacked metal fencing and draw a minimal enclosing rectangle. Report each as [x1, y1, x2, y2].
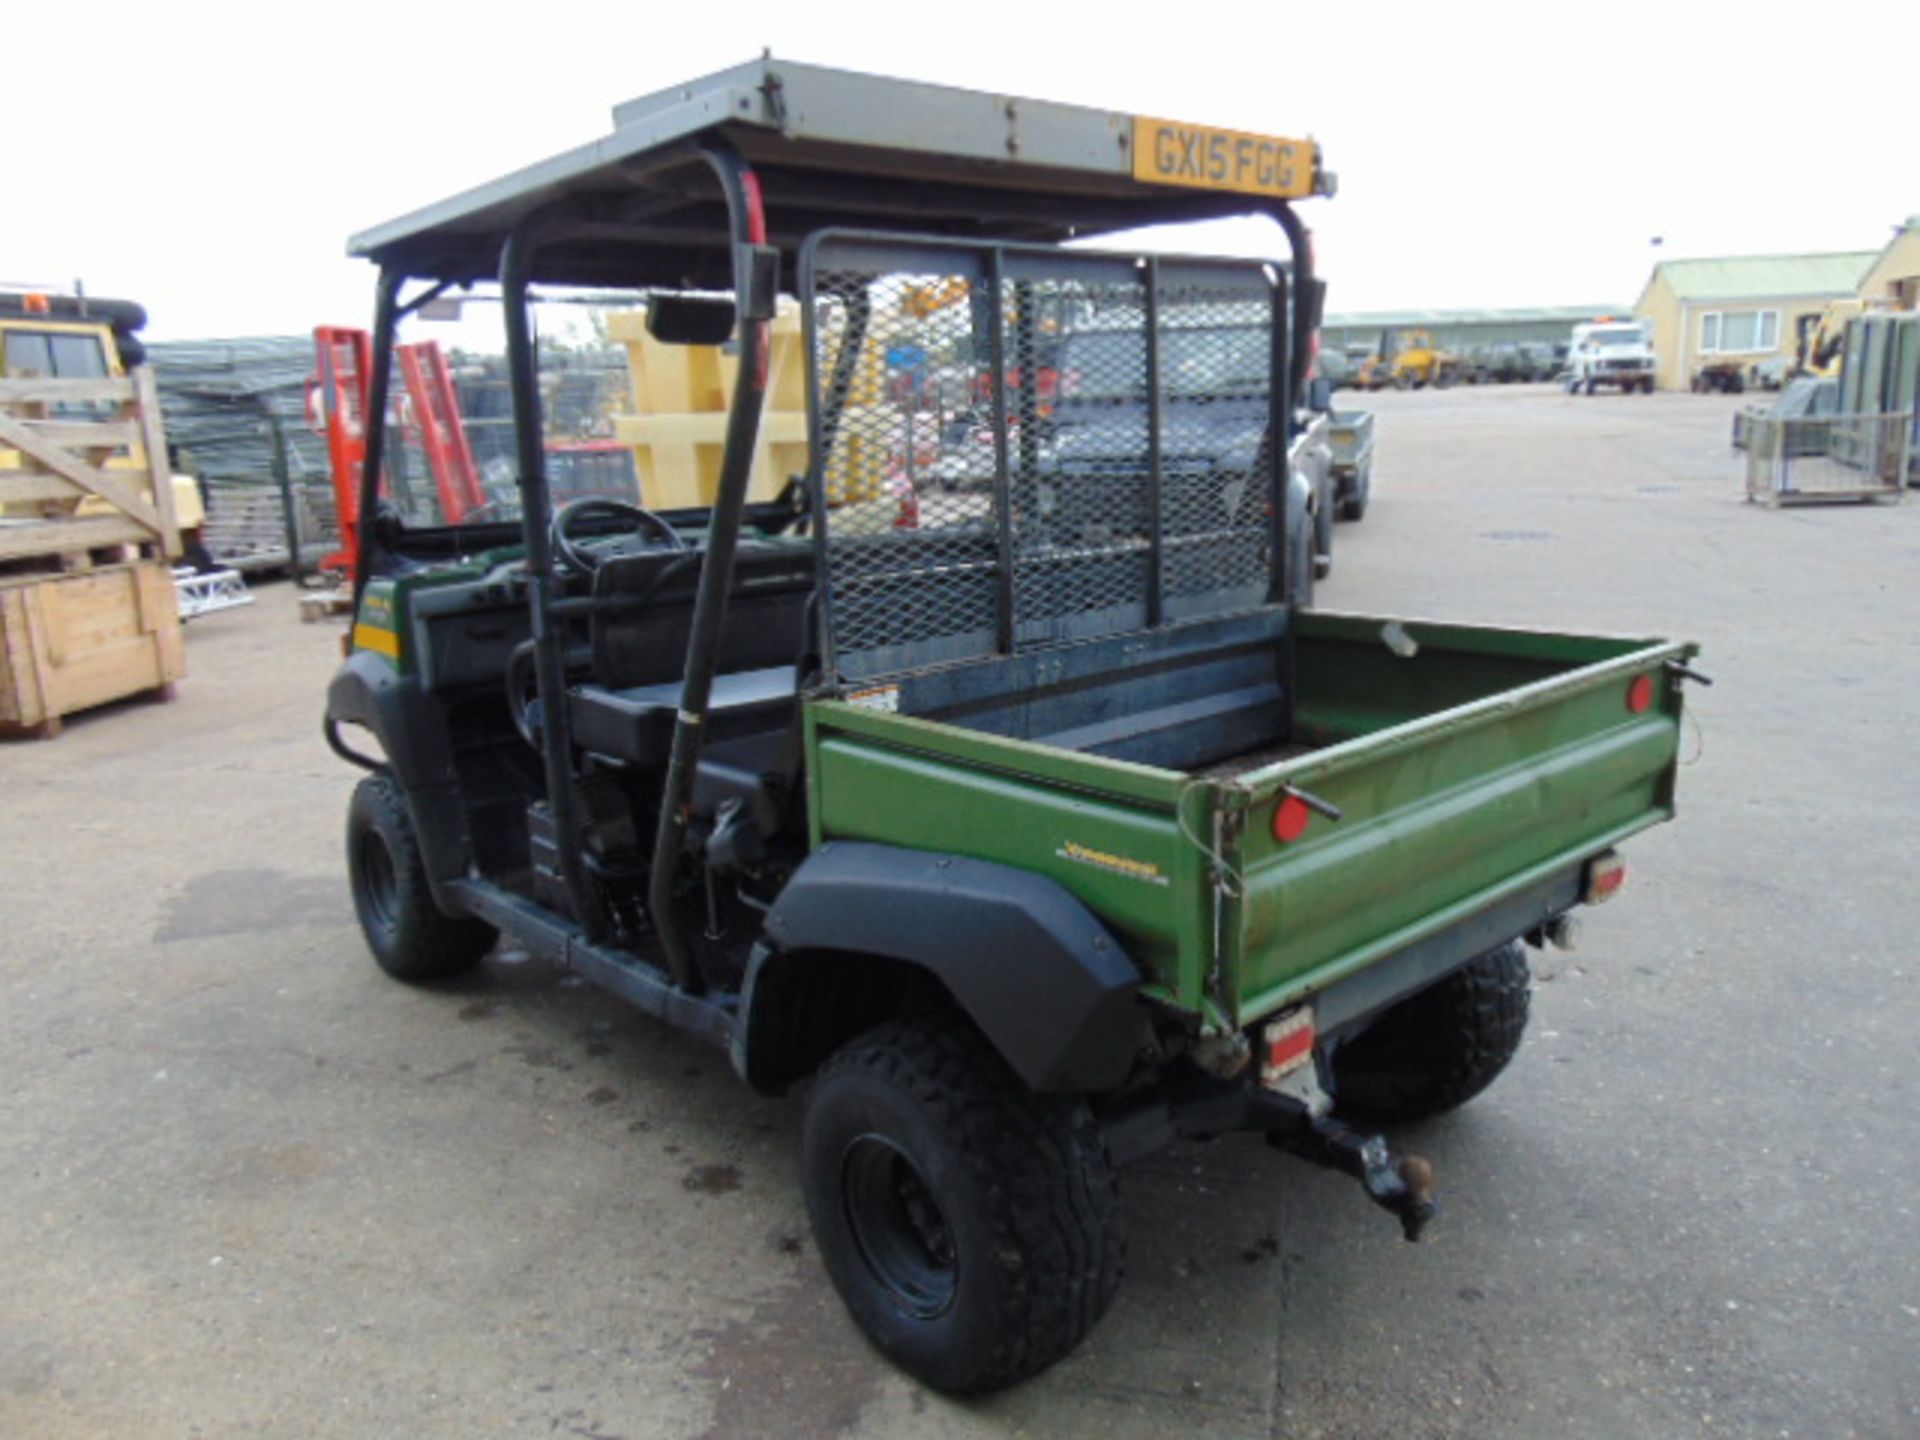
[147, 337, 338, 569]
[149, 338, 637, 564]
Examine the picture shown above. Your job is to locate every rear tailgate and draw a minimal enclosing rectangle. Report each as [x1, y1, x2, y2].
[1222, 612, 1695, 1025]
[1328, 410, 1374, 470]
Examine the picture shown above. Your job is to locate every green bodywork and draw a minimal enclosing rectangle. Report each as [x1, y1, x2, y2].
[805, 609, 1694, 1032]
[350, 563, 503, 676]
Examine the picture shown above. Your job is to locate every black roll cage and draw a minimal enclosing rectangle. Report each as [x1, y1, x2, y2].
[348, 135, 1316, 998]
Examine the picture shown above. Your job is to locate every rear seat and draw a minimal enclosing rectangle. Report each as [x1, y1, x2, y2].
[567, 666, 797, 766]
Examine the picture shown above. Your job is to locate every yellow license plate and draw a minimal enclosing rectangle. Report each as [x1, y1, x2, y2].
[1130, 118, 1316, 200]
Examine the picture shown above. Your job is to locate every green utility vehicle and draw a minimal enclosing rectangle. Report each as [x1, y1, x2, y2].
[326, 60, 1704, 1394]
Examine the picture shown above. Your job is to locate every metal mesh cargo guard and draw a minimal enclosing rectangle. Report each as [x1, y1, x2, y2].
[802, 233, 1287, 681]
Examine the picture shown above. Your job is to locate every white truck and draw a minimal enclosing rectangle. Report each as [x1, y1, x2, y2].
[1566, 319, 1657, 395]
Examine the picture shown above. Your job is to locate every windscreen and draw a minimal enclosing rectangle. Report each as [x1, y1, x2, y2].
[349, 285, 646, 529]
[1589, 327, 1647, 347]
[1, 326, 115, 418]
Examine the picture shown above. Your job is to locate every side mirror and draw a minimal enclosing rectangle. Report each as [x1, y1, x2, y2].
[1305, 376, 1333, 412]
[647, 295, 737, 346]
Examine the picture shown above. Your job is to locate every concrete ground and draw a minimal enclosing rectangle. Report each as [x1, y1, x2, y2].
[3, 383, 1917, 1439]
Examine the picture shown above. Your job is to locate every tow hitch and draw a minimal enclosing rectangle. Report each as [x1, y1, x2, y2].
[1100, 1054, 1441, 1242]
[1253, 1009, 1437, 1241]
[1269, 1112, 1438, 1242]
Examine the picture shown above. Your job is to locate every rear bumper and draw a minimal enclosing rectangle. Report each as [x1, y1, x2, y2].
[1105, 864, 1581, 1158]
[1308, 864, 1578, 1040]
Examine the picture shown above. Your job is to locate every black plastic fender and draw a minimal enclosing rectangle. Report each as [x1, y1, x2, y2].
[1286, 466, 1312, 542]
[742, 842, 1144, 1095]
[325, 653, 472, 888]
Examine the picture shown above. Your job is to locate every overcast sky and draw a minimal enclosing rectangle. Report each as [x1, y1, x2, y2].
[13, 0, 1910, 340]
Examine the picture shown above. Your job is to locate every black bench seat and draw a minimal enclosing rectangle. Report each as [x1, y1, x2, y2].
[568, 665, 798, 765]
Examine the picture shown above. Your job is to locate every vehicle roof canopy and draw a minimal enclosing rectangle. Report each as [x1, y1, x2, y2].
[349, 58, 1329, 290]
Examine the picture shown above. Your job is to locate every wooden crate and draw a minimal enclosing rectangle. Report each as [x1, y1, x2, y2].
[0, 367, 180, 574]
[0, 560, 185, 739]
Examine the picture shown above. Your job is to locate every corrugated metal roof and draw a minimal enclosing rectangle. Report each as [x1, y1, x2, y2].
[1323, 304, 1623, 329]
[1650, 252, 1877, 301]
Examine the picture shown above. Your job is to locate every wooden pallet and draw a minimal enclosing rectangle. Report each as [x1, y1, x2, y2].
[298, 586, 354, 622]
[0, 559, 185, 739]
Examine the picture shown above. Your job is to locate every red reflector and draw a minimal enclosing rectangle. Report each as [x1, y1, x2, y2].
[1273, 794, 1313, 843]
[1626, 674, 1654, 713]
[1584, 853, 1628, 904]
[1261, 1008, 1316, 1085]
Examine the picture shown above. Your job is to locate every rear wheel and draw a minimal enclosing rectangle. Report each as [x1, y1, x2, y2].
[347, 774, 497, 981]
[1330, 941, 1531, 1123]
[801, 1015, 1122, 1394]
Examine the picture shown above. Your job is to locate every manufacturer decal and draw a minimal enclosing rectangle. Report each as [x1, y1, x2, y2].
[1056, 840, 1169, 886]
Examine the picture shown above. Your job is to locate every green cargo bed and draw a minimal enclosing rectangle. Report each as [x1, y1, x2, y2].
[804, 607, 1693, 1030]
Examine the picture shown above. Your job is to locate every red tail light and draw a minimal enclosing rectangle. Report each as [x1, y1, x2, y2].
[1584, 851, 1627, 904]
[1626, 674, 1655, 713]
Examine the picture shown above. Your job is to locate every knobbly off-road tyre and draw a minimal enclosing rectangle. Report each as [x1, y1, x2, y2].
[346, 774, 496, 981]
[1331, 941, 1531, 1123]
[801, 1014, 1122, 1394]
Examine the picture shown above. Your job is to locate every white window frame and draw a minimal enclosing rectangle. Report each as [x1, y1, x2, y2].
[1699, 309, 1780, 355]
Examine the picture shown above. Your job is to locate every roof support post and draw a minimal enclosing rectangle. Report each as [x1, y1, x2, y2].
[501, 205, 609, 943]
[646, 139, 775, 995]
[350, 268, 403, 608]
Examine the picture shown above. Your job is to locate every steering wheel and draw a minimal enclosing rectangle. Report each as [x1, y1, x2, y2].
[551, 496, 687, 575]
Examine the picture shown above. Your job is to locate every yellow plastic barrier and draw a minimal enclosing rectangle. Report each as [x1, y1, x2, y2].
[609, 303, 889, 508]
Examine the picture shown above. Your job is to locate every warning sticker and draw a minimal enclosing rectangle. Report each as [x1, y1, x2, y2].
[844, 684, 901, 713]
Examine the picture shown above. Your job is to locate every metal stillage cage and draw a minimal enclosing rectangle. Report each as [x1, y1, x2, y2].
[801, 232, 1290, 683]
[1743, 413, 1910, 507]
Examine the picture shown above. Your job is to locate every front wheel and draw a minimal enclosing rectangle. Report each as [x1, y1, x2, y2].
[1330, 941, 1531, 1123]
[346, 774, 497, 981]
[801, 1016, 1122, 1394]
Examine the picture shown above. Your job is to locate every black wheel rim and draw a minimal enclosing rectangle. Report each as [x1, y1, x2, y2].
[841, 1135, 958, 1319]
[357, 830, 399, 934]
